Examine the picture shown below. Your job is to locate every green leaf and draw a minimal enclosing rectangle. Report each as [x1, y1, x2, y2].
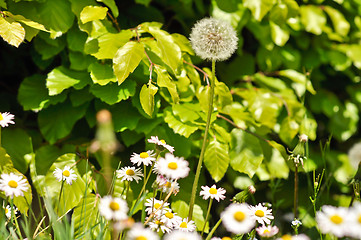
[46, 67, 81, 96]
[72, 194, 100, 239]
[89, 62, 117, 85]
[243, 0, 276, 21]
[299, 5, 326, 35]
[90, 80, 136, 105]
[4, 11, 48, 32]
[204, 139, 230, 182]
[18, 74, 67, 111]
[109, 101, 143, 132]
[97, 0, 119, 17]
[147, 28, 182, 73]
[38, 101, 89, 144]
[35, 145, 71, 175]
[279, 117, 299, 145]
[69, 51, 95, 71]
[324, 6, 350, 37]
[80, 6, 108, 24]
[139, 83, 158, 117]
[34, 32, 66, 60]
[2, 128, 32, 174]
[0, 17, 25, 47]
[330, 102, 359, 141]
[135, 0, 152, 7]
[230, 129, 263, 177]
[270, 21, 289, 46]
[172, 103, 201, 123]
[215, 81, 232, 109]
[340, 45, 361, 69]
[172, 200, 207, 232]
[155, 66, 179, 103]
[164, 108, 198, 138]
[113, 41, 145, 85]
[278, 69, 316, 95]
[92, 30, 134, 59]
[66, 26, 88, 52]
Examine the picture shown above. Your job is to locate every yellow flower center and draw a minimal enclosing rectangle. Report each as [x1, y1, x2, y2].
[135, 236, 147, 240]
[154, 203, 161, 209]
[234, 211, 245, 222]
[222, 237, 232, 240]
[165, 212, 174, 219]
[126, 169, 135, 176]
[5, 208, 8, 214]
[109, 201, 120, 211]
[139, 152, 149, 159]
[8, 180, 18, 188]
[179, 222, 187, 228]
[155, 220, 162, 225]
[0, 113, 3, 121]
[160, 139, 166, 144]
[209, 187, 218, 194]
[255, 209, 265, 217]
[165, 181, 172, 188]
[62, 170, 70, 177]
[281, 235, 292, 240]
[330, 214, 343, 224]
[358, 214, 361, 223]
[168, 162, 178, 170]
[263, 229, 270, 234]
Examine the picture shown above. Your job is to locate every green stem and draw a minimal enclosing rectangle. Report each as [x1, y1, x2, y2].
[0, 126, 2, 147]
[10, 199, 21, 238]
[205, 217, 222, 240]
[58, 180, 65, 214]
[188, 60, 216, 220]
[201, 198, 213, 236]
[294, 165, 299, 219]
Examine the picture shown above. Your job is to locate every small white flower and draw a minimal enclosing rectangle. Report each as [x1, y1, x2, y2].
[256, 225, 279, 238]
[53, 166, 77, 185]
[148, 136, 174, 153]
[200, 184, 226, 202]
[130, 150, 156, 166]
[155, 153, 190, 179]
[0, 112, 15, 127]
[127, 223, 160, 240]
[276, 234, 310, 240]
[211, 237, 232, 240]
[156, 175, 180, 195]
[221, 203, 256, 234]
[116, 166, 143, 183]
[160, 208, 182, 228]
[147, 217, 172, 233]
[349, 202, 361, 239]
[144, 198, 170, 216]
[4, 205, 18, 219]
[0, 173, 28, 198]
[249, 203, 274, 225]
[348, 142, 361, 169]
[291, 219, 302, 227]
[316, 205, 350, 238]
[99, 195, 128, 221]
[189, 17, 238, 61]
[174, 217, 197, 232]
[164, 230, 202, 240]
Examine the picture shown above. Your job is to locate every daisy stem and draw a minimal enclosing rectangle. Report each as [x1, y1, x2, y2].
[10, 199, 21, 238]
[189, 60, 216, 220]
[58, 180, 65, 214]
[294, 165, 299, 219]
[0, 126, 2, 147]
[201, 198, 213, 236]
[204, 217, 222, 240]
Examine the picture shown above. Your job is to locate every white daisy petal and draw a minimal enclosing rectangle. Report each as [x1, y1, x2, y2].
[53, 166, 77, 185]
[0, 112, 15, 127]
[155, 153, 189, 179]
[200, 184, 226, 202]
[130, 150, 156, 167]
[99, 195, 128, 221]
[349, 202, 361, 239]
[144, 198, 170, 216]
[221, 203, 256, 234]
[0, 173, 28, 198]
[4, 204, 18, 219]
[249, 203, 274, 225]
[148, 136, 174, 153]
[127, 223, 160, 240]
[316, 205, 351, 238]
[174, 217, 197, 232]
[164, 230, 202, 240]
[256, 225, 279, 238]
[116, 166, 143, 183]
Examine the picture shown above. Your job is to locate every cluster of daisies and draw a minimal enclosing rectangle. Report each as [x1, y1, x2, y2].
[316, 203, 361, 239]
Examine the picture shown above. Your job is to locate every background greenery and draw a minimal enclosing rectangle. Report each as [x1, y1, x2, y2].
[1, 0, 361, 238]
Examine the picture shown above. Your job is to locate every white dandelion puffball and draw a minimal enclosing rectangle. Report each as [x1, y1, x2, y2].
[190, 17, 238, 61]
[0, 173, 28, 198]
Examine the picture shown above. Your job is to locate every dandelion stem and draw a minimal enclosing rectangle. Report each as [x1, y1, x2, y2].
[201, 198, 213, 236]
[188, 60, 216, 220]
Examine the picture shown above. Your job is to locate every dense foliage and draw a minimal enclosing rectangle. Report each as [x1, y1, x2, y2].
[1, 0, 361, 239]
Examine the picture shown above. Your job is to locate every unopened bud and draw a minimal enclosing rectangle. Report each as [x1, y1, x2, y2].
[299, 134, 308, 143]
[96, 109, 112, 124]
[248, 185, 256, 194]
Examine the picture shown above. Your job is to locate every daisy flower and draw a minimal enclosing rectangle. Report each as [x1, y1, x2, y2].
[130, 150, 156, 166]
[116, 166, 143, 183]
[99, 195, 128, 221]
[249, 203, 274, 225]
[221, 203, 255, 234]
[155, 175, 180, 195]
[174, 217, 197, 232]
[147, 217, 172, 233]
[316, 205, 350, 238]
[276, 234, 310, 240]
[0, 112, 15, 127]
[127, 223, 160, 240]
[4, 205, 18, 219]
[0, 173, 28, 198]
[349, 202, 361, 239]
[256, 225, 279, 238]
[164, 230, 202, 240]
[210, 237, 232, 240]
[145, 198, 170, 216]
[155, 153, 190, 179]
[148, 136, 175, 153]
[160, 208, 182, 228]
[53, 166, 77, 185]
[200, 184, 226, 202]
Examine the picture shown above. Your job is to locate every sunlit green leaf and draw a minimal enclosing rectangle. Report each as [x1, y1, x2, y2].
[90, 80, 136, 105]
[113, 41, 145, 85]
[155, 66, 179, 103]
[243, 0, 276, 21]
[164, 108, 198, 138]
[139, 83, 158, 117]
[80, 6, 108, 24]
[172, 200, 207, 232]
[0, 17, 25, 47]
[46, 67, 81, 96]
[204, 139, 230, 182]
[89, 62, 117, 85]
[97, 0, 119, 17]
[324, 6, 350, 37]
[270, 21, 289, 46]
[299, 5, 326, 35]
